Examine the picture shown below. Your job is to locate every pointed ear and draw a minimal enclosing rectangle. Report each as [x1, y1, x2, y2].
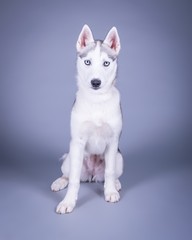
[103, 27, 121, 54]
[76, 24, 94, 52]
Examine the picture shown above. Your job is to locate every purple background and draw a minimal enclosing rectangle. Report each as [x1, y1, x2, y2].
[0, 0, 191, 239]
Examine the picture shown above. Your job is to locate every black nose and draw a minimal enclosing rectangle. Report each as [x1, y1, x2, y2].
[91, 79, 101, 89]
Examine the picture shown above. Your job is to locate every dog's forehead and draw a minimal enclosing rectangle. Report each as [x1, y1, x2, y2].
[78, 42, 96, 58]
[78, 41, 117, 60]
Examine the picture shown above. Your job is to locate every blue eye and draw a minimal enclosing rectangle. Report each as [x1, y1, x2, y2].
[84, 59, 91, 65]
[103, 61, 110, 67]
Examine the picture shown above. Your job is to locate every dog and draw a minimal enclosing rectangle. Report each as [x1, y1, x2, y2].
[51, 24, 123, 213]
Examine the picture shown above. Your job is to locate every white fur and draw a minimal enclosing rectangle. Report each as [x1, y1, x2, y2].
[51, 24, 123, 213]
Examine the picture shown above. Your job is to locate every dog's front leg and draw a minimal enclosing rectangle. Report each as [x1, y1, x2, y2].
[104, 139, 120, 203]
[56, 139, 85, 214]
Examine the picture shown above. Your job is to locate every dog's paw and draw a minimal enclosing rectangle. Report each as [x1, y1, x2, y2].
[105, 190, 120, 203]
[56, 200, 76, 214]
[51, 177, 68, 192]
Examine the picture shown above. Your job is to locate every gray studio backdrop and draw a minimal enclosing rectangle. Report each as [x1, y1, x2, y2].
[0, 1, 191, 240]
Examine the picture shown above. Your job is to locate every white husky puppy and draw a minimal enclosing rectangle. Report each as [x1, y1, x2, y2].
[51, 24, 123, 213]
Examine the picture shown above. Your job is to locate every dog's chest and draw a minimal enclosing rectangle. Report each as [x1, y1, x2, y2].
[85, 122, 113, 154]
[79, 92, 119, 121]
[87, 102, 110, 124]
[71, 89, 122, 145]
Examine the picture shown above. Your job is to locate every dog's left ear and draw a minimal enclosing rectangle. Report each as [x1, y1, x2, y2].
[103, 27, 121, 54]
[76, 24, 94, 52]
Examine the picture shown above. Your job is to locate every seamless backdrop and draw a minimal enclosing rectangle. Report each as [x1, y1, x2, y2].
[0, 1, 192, 240]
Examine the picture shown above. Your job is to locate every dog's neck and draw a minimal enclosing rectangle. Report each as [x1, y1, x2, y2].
[76, 86, 119, 104]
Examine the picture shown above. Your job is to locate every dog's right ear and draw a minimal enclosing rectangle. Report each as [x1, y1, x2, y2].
[76, 24, 94, 52]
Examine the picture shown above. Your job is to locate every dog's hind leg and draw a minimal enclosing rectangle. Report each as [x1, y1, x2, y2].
[51, 154, 70, 192]
[51, 176, 68, 192]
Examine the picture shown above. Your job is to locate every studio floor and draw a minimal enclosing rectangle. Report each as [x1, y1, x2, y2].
[1, 139, 191, 240]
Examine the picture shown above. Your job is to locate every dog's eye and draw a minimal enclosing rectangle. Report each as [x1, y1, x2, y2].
[103, 61, 110, 67]
[84, 59, 91, 66]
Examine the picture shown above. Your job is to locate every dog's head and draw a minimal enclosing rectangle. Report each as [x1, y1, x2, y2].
[76, 24, 121, 94]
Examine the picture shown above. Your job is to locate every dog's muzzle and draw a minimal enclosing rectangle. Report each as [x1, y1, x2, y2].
[91, 79, 101, 90]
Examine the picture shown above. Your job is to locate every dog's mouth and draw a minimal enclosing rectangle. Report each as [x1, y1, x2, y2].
[91, 86, 101, 90]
